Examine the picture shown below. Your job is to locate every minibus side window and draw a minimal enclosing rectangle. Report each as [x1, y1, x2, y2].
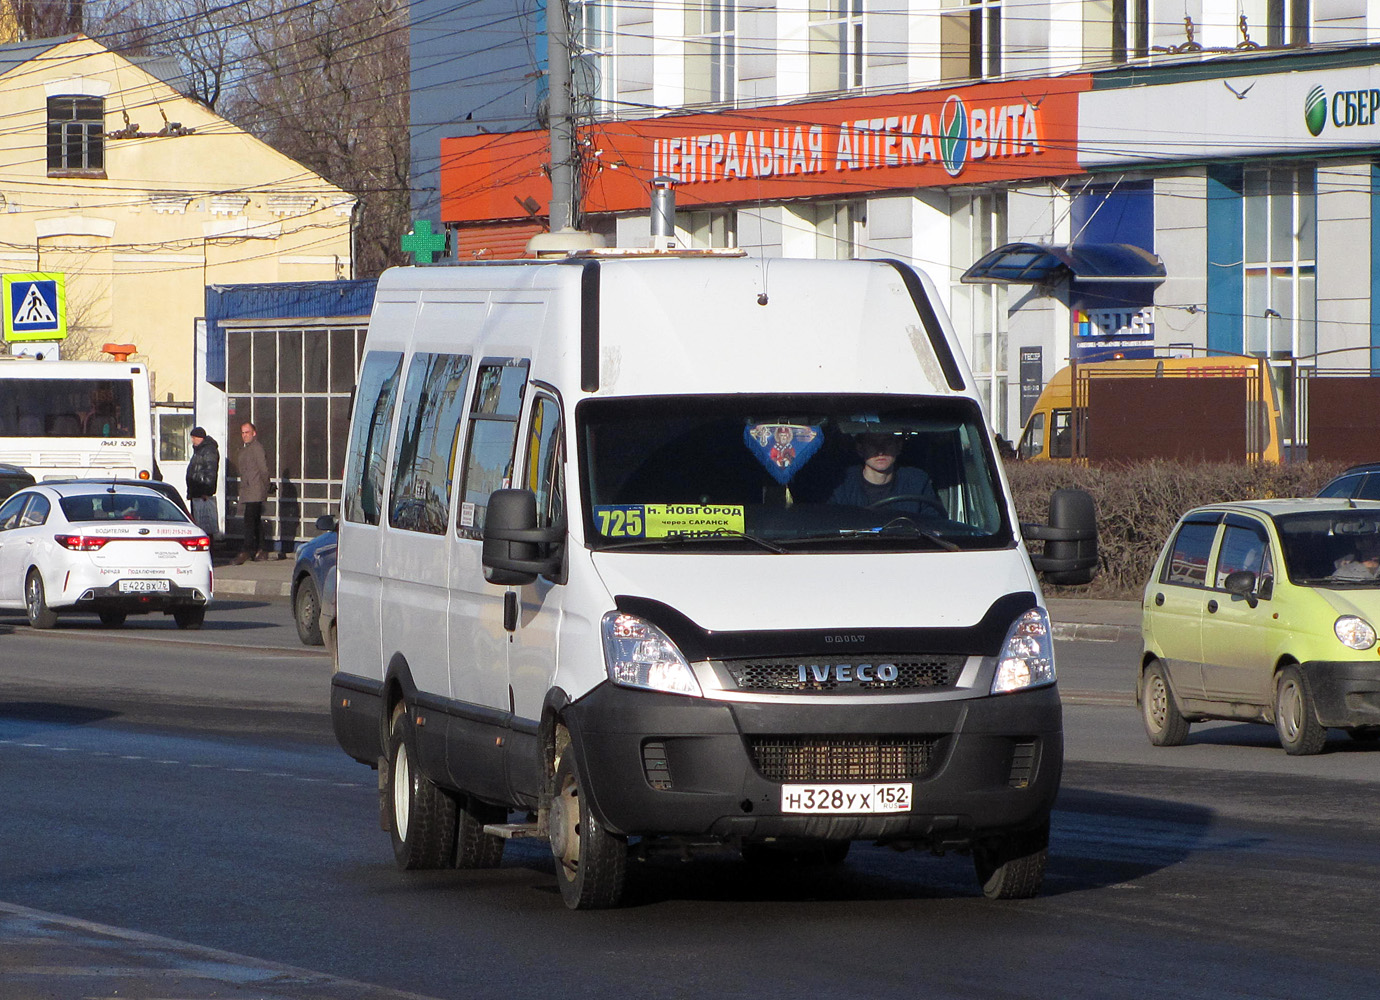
[526, 394, 564, 530]
[389, 352, 472, 535]
[343, 350, 403, 526]
[456, 360, 529, 538]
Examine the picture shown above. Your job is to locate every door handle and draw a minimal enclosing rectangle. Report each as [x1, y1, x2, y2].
[1206, 599, 1218, 613]
[1154, 593, 1164, 606]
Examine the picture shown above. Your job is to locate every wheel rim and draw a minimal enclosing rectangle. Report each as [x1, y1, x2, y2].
[393, 742, 412, 840]
[1146, 674, 1169, 731]
[25, 576, 41, 620]
[297, 586, 317, 629]
[552, 768, 580, 880]
[1277, 679, 1302, 741]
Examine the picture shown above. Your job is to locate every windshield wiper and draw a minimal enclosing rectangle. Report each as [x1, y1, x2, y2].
[595, 529, 789, 554]
[779, 525, 961, 552]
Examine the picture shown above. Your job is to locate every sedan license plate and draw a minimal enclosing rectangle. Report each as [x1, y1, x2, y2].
[119, 579, 171, 593]
[781, 783, 912, 815]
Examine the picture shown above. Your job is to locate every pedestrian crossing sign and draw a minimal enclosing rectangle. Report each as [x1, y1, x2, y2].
[3, 272, 66, 342]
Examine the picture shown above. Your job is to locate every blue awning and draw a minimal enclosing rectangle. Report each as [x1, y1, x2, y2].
[961, 242, 1166, 285]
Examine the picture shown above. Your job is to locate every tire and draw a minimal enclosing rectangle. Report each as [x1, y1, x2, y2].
[173, 607, 205, 630]
[24, 570, 57, 629]
[742, 840, 851, 866]
[1141, 660, 1190, 747]
[294, 576, 323, 646]
[455, 795, 506, 869]
[973, 819, 1049, 900]
[1274, 666, 1328, 756]
[550, 747, 627, 909]
[386, 703, 457, 870]
[98, 611, 127, 627]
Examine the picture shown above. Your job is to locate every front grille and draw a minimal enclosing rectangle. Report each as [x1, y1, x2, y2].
[747, 736, 941, 783]
[725, 654, 963, 693]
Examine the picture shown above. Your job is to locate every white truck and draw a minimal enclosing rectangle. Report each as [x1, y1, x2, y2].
[329, 250, 1095, 908]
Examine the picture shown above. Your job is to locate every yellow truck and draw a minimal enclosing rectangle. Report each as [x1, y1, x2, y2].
[1016, 354, 1284, 464]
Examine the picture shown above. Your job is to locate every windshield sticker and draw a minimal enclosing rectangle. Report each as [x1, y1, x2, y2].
[743, 423, 822, 484]
[594, 504, 745, 539]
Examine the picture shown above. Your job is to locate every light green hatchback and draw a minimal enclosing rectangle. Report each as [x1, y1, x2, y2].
[1140, 499, 1380, 755]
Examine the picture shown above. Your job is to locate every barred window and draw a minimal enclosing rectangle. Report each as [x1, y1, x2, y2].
[47, 96, 105, 173]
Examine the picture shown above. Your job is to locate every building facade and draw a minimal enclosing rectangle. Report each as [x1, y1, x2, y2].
[421, 2, 1380, 445]
[0, 35, 355, 404]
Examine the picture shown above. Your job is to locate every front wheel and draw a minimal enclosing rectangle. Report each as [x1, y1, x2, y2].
[294, 577, 323, 645]
[973, 819, 1049, 900]
[550, 748, 627, 909]
[1275, 666, 1327, 755]
[25, 570, 57, 629]
[1141, 660, 1190, 747]
[386, 703, 457, 870]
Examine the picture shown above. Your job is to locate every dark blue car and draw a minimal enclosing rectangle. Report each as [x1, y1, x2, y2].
[292, 515, 337, 647]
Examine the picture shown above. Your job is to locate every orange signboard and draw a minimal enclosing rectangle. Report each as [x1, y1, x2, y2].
[441, 76, 1090, 225]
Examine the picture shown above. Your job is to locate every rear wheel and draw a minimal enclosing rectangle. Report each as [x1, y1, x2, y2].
[973, 819, 1049, 900]
[1141, 660, 1190, 747]
[550, 746, 627, 909]
[294, 576, 323, 645]
[173, 607, 205, 630]
[24, 570, 57, 629]
[1274, 666, 1327, 756]
[98, 610, 127, 627]
[387, 703, 457, 870]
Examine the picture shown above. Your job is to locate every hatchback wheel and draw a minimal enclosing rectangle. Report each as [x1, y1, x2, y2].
[25, 570, 57, 629]
[1274, 666, 1327, 755]
[1141, 660, 1189, 747]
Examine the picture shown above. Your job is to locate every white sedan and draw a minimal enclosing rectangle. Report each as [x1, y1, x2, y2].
[0, 482, 212, 629]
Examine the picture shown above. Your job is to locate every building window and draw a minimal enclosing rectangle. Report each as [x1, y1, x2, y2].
[941, 0, 1001, 82]
[47, 96, 105, 173]
[685, 0, 736, 105]
[1266, 0, 1310, 47]
[793, 201, 863, 259]
[680, 209, 737, 248]
[952, 192, 1008, 435]
[1110, 0, 1150, 63]
[1243, 167, 1316, 363]
[572, 0, 615, 116]
[809, 0, 863, 94]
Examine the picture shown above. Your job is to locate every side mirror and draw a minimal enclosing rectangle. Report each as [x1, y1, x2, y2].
[482, 489, 565, 586]
[1024, 488, 1098, 586]
[315, 513, 338, 533]
[1224, 569, 1259, 607]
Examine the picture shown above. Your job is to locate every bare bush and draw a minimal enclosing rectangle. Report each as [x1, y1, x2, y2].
[1005, 460, 1349, 599]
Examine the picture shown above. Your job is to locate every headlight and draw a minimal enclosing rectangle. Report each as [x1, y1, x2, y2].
[601, 612, 702, 697]
[1335, 615, 1377, 650]
[992, 607, 1056, 694]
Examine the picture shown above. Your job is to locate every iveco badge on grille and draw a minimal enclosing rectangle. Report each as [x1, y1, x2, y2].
[797, 662, 900, 683]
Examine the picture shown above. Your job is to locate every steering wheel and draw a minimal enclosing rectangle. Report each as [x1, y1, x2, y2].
[867, 493, 947, 517]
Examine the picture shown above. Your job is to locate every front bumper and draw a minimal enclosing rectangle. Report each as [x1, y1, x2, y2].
[563, 682, 1062, 847]
[1299, 661, 1380, 728]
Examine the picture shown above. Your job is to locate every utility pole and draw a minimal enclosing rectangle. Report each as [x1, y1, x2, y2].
[527, 0, 605, 254]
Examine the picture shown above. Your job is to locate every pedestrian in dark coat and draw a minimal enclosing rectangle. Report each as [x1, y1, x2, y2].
[186, 427, 220, 542]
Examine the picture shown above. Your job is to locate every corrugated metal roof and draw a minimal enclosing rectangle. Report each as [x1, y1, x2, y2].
[0, 36, 66, 80]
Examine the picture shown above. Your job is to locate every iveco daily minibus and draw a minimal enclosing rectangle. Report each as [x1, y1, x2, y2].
[329, 250, 1095, 909]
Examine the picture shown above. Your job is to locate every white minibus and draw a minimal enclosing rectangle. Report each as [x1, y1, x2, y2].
[0, 358, 156, 481]
[329, 251, 1095, 908]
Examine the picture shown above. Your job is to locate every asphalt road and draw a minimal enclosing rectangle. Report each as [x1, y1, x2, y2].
[1, 611, 1378, 999]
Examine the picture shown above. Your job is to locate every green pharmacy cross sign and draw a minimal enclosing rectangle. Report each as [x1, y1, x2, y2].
[401, 220, 448, 263]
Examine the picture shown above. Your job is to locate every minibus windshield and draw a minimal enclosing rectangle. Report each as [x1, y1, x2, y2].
[577, 394, 1012, 553]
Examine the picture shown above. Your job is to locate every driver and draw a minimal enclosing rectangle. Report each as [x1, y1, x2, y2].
[830, 432, 939, 512]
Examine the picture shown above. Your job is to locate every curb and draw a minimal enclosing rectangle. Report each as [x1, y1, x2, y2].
[1051, 622, 1140, 643]
[212, 578, 292, 599]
